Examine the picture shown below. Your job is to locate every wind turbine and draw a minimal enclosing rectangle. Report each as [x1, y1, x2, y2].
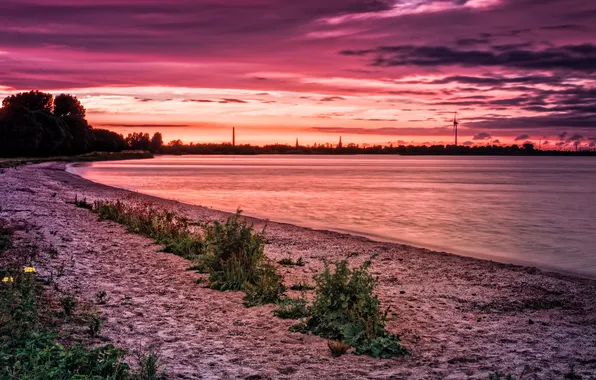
[453, 112, 459, 146]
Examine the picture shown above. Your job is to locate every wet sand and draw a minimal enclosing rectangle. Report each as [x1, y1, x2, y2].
[1, 163, 595, 379]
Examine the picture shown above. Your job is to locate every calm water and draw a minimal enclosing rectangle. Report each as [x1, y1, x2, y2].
[69, 155, 596, 277]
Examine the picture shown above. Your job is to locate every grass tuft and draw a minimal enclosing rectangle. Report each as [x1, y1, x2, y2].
[289, 282, 315, 291]
[278, 256, 305, 267]
[273, 297, 310, 319]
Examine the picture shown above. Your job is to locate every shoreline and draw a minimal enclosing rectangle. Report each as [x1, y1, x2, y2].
[67, 161, 596, 281]
[2, 162, 596, 379]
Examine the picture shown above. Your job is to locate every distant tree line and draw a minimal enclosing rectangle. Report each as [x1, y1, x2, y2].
[159, 141, 596, 156]
[0, 90, 163, 158]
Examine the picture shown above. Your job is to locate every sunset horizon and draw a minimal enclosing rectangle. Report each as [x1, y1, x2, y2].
[2, 0, 595, 148]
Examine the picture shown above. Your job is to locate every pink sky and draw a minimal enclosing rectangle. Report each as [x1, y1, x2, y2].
[1, 0, 595, 148]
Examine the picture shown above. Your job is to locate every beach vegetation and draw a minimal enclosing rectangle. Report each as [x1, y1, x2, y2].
[291, 259, 407, 358]
[289, 282, 315, 291]
[200, 212, 285, 305]
[277, 256, 305, 267]
[94, 200, 206, 261]
[273, 296, 310, 319]
[59, 295, 77, 316]
[0, 245, 146, 378]
[89, 201, 285, 306]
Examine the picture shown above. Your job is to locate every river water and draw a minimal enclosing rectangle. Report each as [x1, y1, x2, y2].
[69, 155, 596, 277]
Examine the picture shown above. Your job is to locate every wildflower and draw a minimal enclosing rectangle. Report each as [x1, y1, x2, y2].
[24, 266, 36, 273]
[2, 276, 14, 283]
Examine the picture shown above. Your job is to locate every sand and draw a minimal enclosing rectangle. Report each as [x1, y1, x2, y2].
[1, 163, 595, 379]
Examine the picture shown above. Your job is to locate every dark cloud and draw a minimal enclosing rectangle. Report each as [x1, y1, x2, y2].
[463, 141, 474, 146]
[308, 126, 452, 136]
[182, 99, 214, 103]
[473, 132, 492, 140]
[341, 44, 596, 73]
[514, 134, 530, 141]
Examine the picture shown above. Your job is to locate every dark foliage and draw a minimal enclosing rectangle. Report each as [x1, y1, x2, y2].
[149, 132, 163, 153]
[54, 93, 86, 118]
[0, 90, 138, 158]
[2, 90, 53, 112]
[291, 259, 407, 358]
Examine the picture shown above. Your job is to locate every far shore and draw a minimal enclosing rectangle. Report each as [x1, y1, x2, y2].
[1, 162, 596, 379]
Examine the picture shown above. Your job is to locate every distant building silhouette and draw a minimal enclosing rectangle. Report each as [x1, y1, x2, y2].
[232, 127, 235, 146]
[296, 138, 299, 148]
[453, 112, 459, 146]
[338, 136, 343, 148]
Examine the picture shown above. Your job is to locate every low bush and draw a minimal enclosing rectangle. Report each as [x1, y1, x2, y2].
[273, 297, 310, 319]
[291, 259, 407, 358]
[200, 212, 285, 306]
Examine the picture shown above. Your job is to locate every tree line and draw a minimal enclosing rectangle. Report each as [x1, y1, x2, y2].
[0, 90, 163, 157]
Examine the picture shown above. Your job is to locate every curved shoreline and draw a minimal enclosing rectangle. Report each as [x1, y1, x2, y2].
[3, 162, 596, 379]
[66, 162, 595, 281]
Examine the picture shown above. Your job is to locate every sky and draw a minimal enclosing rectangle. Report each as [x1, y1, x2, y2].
[1, 0, 595, 148]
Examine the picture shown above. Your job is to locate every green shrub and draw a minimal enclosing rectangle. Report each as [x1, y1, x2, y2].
[273, 297, 310, 319]
[0, 332, 131, 380]
[201, 212, 285, 306]
[59, 296, 76, 316]
[291, 259, 407, 358]
[243, 264, 286, 307]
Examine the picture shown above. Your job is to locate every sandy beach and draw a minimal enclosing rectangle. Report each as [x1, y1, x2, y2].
[1, 162, 595, 379]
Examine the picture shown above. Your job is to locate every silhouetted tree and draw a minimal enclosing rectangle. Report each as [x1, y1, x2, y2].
[149, 132, 163, 153]
[0, 105, 44, 156]
[63, 115, 93, 154]
[33, 110, 71, 155]
[125, 132, 150, 150]
[2, 90, 53, 112]
[92, 129, 126, 152]
[54, 94, 86, 118]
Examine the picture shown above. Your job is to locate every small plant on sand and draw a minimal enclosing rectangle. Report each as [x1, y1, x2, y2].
[134, 348, 167, 380]
[93, 200, 205, 260]
[59, 295, 77, 316]
[95, 290, 108, 304]
[0, 221, 13, 253]
[200, 212, 285, 306]
[273, 296, 310, 319]
[278, 256, 305, 267]
[290, 259, 407, 358]
[289, 282, 315, 291]
[85, 311, 103, 338]
[328, 340, 350, 357]
[71, 195, 93, 210]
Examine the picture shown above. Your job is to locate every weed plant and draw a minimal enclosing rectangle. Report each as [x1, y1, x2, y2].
[273, 297, 310, 319]
[290, 259, 407, 358]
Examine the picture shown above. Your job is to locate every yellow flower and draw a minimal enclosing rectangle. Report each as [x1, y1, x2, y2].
[2, 276, 13, 283]
[24, 266, 36, 273]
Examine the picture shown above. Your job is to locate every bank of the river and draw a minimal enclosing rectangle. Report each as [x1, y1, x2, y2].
[1, 163, 595, 379]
